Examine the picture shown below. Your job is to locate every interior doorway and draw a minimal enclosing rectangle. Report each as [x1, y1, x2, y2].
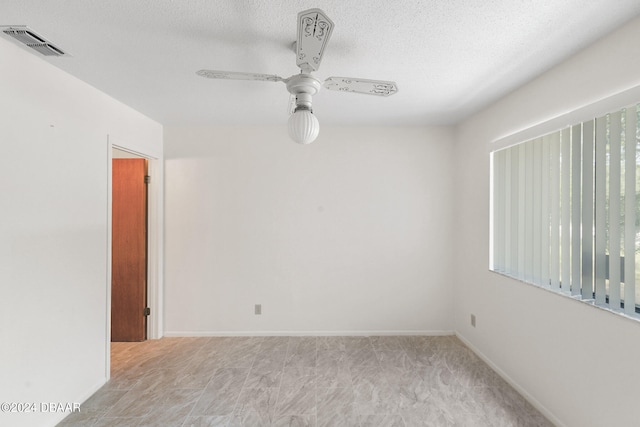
[111, 154, 148, 341]
[106, 138, 163, 379]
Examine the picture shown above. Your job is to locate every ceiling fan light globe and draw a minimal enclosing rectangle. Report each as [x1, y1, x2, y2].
[288, 110, 319, 144]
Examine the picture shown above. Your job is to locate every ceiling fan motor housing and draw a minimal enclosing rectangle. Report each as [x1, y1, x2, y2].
[286, 74, 321, 111]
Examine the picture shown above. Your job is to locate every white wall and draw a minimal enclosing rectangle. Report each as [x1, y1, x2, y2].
[0, 38, 162, 427]
[112, 147, 145, 158]
[454, 16, 640, 427]
[164, 125, 454, 335]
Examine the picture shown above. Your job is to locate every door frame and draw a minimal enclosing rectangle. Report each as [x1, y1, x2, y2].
[106, 135, 163, 379]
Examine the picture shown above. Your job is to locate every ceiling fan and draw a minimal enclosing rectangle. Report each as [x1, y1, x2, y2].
[196, 8, 398, 144]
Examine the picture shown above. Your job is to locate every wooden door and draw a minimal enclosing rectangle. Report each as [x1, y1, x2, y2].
[112, 158, 148, 342]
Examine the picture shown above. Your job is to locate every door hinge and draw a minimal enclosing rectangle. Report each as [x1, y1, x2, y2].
[144, 175, 151, 184]
[144, 307, 151, 316]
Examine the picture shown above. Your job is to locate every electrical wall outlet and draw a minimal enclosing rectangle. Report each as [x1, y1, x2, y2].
[471, 314, 476, 327]
[255, 304, 262, 315]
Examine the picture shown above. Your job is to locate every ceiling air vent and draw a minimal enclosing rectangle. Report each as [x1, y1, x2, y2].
[1, 26, 67, 57]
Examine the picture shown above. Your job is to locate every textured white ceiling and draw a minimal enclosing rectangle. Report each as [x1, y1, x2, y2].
[2, 0, 640, 126]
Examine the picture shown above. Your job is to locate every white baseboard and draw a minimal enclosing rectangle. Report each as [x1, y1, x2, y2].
[455, 332, 564, 427]
[163, 330, 455, 337]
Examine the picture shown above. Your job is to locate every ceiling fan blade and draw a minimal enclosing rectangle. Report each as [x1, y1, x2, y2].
[196, 70, 284, 82]
[324, 77, 398, 97]
[296, 8, 334, 73]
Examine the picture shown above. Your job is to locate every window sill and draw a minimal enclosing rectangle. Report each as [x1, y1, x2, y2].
[489, 269, 640, 324]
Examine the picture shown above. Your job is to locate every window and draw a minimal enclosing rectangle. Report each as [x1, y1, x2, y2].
[491, 103, 640, 318]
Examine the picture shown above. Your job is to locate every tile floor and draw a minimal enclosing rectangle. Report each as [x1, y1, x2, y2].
[57, 336, 554, 427]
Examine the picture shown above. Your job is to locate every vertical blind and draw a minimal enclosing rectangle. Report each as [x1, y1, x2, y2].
[491, 103, 640, 317]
